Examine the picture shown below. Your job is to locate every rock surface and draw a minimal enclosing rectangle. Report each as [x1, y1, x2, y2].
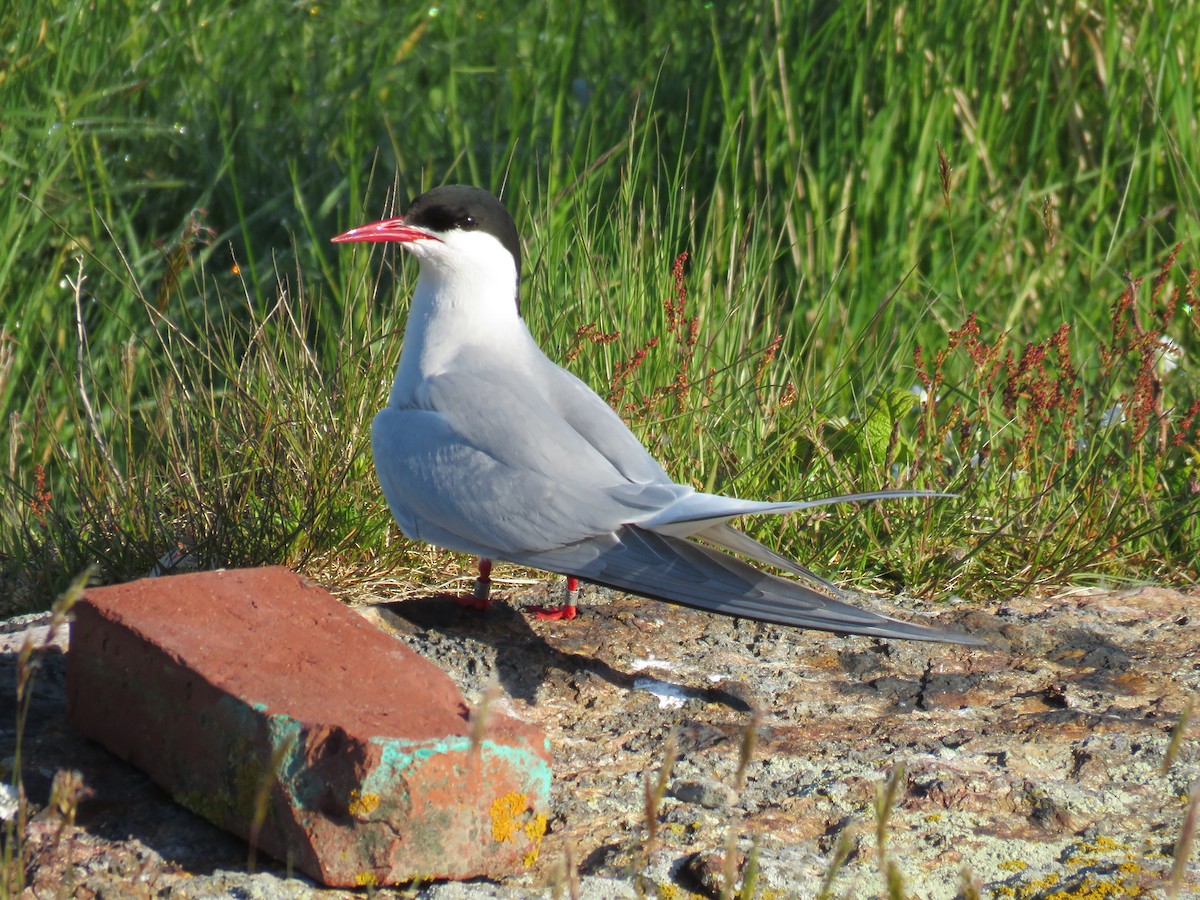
[63, 567, 550, 886]
[4, 579, 1198, 897]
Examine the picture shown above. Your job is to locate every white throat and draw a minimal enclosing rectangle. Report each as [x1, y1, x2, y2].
[388, 230, 524, 406]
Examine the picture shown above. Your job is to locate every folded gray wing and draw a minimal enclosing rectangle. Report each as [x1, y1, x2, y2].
[371, 357, 689, 557]
[539, 358, 672, 485]
[372, 404, 644, 557]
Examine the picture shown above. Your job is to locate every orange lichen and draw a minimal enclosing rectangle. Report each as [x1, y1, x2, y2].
[490, 791, 529, 843]
[347, 790, 380, 818]
[523, 812, 548, 866]
[490, 791, 545, 866]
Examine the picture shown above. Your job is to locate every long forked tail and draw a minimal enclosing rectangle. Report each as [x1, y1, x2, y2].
[643, 488, 956, 606]
[516, 525, 984, 645]
[639, 489, 955, 537]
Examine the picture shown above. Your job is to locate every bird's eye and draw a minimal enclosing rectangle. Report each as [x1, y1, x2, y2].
[461, 215, 477, 229]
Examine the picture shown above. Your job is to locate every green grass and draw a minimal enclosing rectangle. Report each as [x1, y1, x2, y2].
[1, 0, 1198, 611]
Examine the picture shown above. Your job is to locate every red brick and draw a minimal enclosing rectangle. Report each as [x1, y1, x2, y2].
[66, 566, 550, 887]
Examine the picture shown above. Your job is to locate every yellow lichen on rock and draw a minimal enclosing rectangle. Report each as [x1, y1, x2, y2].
[490, 791, 545, 865]
[347, 790, 380, 818]
[491, 791, 529, 843]
[523, 812, 547, 866]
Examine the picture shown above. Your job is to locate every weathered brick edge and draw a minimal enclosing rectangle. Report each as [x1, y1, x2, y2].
[66, 566, 551, 887]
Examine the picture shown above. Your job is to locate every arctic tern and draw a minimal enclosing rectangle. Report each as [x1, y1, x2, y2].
[333, 185, 979, 644]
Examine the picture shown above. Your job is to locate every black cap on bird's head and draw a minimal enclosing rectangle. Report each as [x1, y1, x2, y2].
[403, 186, 522, 277]
[333, 185, 523, 310]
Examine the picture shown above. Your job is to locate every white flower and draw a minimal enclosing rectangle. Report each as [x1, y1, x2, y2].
[1156, 335, 1183, 376]
[1099, 404, 1125, 427]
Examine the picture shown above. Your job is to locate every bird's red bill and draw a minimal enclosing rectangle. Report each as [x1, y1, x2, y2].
[331, 218, 440, 244]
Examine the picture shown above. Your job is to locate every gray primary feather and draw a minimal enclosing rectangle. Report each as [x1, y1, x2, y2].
[510, 526, 967, 642]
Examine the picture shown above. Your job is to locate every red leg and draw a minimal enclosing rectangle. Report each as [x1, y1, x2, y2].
[532, 575, 579, 620]
[454, 557, 494, 611]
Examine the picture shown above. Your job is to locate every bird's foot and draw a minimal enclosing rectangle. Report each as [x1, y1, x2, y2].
[453, 593, 493, 612]
[532, 604, 577, 621]
[529, 576, 580, 620]
[447, 557, 493, 611]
